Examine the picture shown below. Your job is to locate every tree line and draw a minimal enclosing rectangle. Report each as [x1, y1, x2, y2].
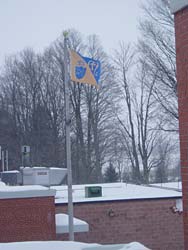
[0, 0, 180, 184]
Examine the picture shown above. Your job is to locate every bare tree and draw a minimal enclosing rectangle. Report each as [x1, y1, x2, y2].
[113, 44, 141, 183]
[0, 48, 64, 168]
[113, 43, 162, 184]
[153, 137, 175, 183]
[40, 48, 66, 167]
[138, 0, 178, 131]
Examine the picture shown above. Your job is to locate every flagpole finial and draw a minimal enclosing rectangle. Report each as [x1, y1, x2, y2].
[63, 31, 69, 38]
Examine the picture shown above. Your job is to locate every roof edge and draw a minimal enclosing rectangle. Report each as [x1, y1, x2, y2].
[170, 0, 188, 14]
[55, 195, 182, 205]
[0, 189, 56, 200]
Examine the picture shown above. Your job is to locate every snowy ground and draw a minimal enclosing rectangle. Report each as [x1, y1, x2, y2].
[0, 241, 150, 250]
[150, 182, 182, 191]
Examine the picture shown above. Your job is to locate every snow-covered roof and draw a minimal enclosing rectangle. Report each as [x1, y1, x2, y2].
[0, 182, 181, 202]
[150, 182, 182, 191]
[55, 213, 89, 234]
[170, 0, 188, 14]
[0, 241, 150, 250]
[1, 170, 19, 173]
[0, 185, 56, 199]
[52, 182, 182, 204]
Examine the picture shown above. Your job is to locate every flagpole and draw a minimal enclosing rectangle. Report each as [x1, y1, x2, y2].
[63, 32, 74, 241]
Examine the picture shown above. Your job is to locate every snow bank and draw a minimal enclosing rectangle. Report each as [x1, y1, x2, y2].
[121, 242, 150, 250]
[0, 241, 98, 250]
[0, 241, 150, 250]
[0, 181, 6, 187]
[84, 242, 150, 250]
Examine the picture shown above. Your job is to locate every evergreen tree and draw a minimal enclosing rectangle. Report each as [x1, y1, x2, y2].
[104, 162, 119, 183]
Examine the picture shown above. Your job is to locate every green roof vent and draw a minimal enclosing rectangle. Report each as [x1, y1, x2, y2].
[85, 186, 102, 198]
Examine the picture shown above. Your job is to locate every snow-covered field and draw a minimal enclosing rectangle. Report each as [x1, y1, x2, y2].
[151, 182, 182, 191]
[0, 241, 150, 250]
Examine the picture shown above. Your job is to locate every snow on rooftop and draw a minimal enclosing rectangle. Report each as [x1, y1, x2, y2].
[1, 170, 19, 173]
[0, 241, 150, 250]
[0, 181, 181, 202]
[55, 213, 89, 234]
[52, 182, 182, 204]
[0, 185, 48, 191]
[0, 185, 56, 199]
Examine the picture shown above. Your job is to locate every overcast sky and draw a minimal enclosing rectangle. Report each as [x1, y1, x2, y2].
[0, 0, 144, 65]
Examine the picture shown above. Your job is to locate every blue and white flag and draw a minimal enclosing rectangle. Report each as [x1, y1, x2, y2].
[70, 50, 101, 87]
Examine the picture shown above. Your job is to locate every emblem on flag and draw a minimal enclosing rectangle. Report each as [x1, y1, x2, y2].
[75, 60, 86, 79]
[70, 50, 101, 86]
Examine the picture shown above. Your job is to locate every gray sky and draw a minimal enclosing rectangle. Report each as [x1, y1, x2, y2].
[0, 0, 143, 65]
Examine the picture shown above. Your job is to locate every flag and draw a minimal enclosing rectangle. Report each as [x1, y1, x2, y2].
[70, 50, 101, 87]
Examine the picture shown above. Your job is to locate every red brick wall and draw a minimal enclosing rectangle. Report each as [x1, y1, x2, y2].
[174, 6, 188, 250]
[0, 196, 56, 242]
[56, 199, 183, 250]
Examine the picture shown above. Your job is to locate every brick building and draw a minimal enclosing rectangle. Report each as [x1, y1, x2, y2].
[54, 183, 184, 250]
[0, 182, 184, 249]
[0, 185, 56, 242]
[170, 1, 188, 249]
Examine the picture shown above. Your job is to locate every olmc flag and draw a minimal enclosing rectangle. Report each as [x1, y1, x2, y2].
[70, 50, 101, 87]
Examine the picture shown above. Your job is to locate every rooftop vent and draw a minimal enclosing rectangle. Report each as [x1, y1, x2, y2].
[20, 167, 67, 186]
[0, 167, 67, 186]
[1, 171, 22, 186]
[85, 186, 102, 198]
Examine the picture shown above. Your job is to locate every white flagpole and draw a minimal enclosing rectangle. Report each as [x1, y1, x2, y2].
[2, 151, 4, 172]
[63, 32, 74, 241]
[6, 150, 8, 171]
